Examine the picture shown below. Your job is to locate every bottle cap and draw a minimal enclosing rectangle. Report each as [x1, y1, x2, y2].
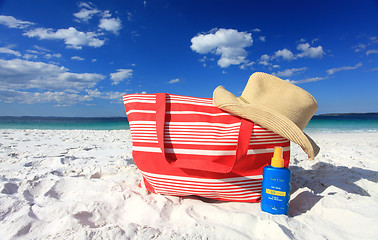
[271, 147, 284, 168]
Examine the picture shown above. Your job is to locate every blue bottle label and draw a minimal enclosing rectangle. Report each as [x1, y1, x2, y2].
[261, 166, 291, 215]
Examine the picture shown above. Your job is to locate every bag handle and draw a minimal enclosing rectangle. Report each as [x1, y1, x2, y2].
[156, 93, 254, 173]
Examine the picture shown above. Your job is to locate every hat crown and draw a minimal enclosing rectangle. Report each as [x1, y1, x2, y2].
[240, 72, 317, 130]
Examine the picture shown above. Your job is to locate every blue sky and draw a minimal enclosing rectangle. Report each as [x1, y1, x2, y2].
[0, 0, 377, 117]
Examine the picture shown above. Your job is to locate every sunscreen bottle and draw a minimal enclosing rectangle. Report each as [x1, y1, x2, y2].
[261, 146, 291, 215]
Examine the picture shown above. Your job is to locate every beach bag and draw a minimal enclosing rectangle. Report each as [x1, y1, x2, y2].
[123, 93, 290, 202]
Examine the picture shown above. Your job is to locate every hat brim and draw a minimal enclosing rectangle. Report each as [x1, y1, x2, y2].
[213, 86, 320, 160]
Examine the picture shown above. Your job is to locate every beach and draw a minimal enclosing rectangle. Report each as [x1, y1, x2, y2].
[1, 129, 377, 239]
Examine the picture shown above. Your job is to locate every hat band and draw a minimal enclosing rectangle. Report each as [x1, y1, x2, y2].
[239, 96, 248, 104]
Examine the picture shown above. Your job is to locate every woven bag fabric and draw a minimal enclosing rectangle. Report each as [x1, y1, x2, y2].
[123, 93, 290, 202]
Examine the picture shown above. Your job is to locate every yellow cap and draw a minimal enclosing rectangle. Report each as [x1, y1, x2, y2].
[271, 147, 284, 168]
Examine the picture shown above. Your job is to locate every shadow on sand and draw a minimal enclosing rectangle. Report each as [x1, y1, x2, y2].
[288, 162, 378, 216]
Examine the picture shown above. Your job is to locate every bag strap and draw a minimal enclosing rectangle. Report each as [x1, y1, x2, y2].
[156, 93, 254, 173]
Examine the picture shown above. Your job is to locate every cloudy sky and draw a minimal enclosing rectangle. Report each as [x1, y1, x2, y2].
[0, 0, 377, 116]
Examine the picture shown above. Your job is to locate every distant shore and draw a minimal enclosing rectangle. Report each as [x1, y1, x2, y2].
[315, 112, 378, 117]
[1, 112, 377, 119]
[1, 113, 378, 131]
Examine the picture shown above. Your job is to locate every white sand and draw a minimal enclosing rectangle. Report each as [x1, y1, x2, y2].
[0, 129, 377, 240]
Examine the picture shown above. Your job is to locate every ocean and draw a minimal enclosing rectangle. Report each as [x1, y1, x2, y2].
[0, 116, 129, 130]
[306, 113, 378, 133]
[0, 113, 378, 132]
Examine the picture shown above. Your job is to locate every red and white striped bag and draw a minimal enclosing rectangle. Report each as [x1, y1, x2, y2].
[123, 93, 290, 202]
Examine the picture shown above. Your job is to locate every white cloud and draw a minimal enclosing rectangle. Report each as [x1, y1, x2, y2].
[106, 91, 128, 102]
[259, 36, 266, 42]
[240, 61, 254, 70]
[73, 3, 122, 35]
[273, 48, 296, 60]
[22, 47, 62, 60]
[353, 36, 378, 55]
[74, 9, 100, 21]
[0, 15, 34, 29]
[0, 86, 130, 105]
[366, 49, 378, 55]
[0, 87, 129, 105]
[126, 12, 134, 22]
[272, 67, 307, 77]
[169, 78, 180, 84]
[77, 2, 94, 9]
[352, 43, 366, 52]
[101, 10, 112, 19]
[259, 54, 271, 66]
[327, 62, 362, 75]
[272, 43, 324, 60]
[110, 69, 133, 85]
[73, 2, 100, 22]
[0, 46, 21, 57]
[86, 88, 126, 101]
[0, 58, 111, 105]
[0, 58, 105, 91]
[190, 28, 253, 68]
[198, 56, 215, 67]
[99, 17, 122, 34]
[24, 27, 105, 49]
[44, 53, 62, 59]
[268, 42, 325, 63]
[26, 49, 39, 54]
[71, 56, 85, 61]
[3, 4, 121, 50]
[285, 77, 326, 85]
[23, 54, 38, 60]
[369, 36, 378, 43]
[254, 42, 326, 71]
[0, 89, 93, 105]
[216, 46, 248, 68]
[190, 28, 252, 53]
[297, 43, 325, 58]
[33, 45, 51, 52]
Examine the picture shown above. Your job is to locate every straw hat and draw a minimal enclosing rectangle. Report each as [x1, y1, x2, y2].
[213, 72, 320, 159]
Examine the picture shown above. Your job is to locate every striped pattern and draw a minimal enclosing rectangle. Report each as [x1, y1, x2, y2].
[140, 171, 263, 202]
[123, 93, 290, 202]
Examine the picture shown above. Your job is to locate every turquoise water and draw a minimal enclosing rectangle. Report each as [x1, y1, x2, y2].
[0, 114, 377, 132]
[305, 114, 378, 133]
[0, 117, 129, 130]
